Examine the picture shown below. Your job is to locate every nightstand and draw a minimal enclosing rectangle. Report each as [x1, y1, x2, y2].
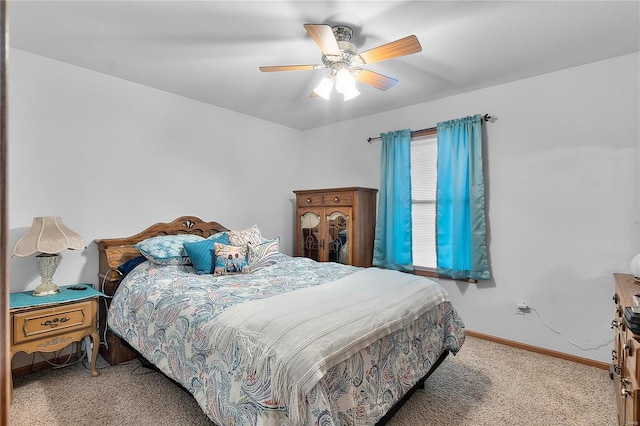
[9, 285, 104, 401]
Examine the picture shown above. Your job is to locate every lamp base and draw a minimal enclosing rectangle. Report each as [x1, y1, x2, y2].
[33, 253, 61, 296]
[33, 282, 61, 296]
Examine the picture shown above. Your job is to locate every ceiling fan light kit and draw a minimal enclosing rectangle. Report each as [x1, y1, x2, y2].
[312, 67, 361, 101]
[312, 75, 334, 100]
[260, 24, 422, 101]
[334, 68, 360, 100]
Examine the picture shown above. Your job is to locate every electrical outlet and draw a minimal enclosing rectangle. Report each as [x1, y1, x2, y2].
[515, 301, 528, 315]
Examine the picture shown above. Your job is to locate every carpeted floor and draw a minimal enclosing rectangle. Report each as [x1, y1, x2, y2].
[10, 336, 617, 425]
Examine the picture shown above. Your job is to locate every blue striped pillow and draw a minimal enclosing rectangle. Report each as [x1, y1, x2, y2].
[183, 233, 230, 274]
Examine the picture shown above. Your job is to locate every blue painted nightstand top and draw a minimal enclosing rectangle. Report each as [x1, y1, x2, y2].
[10, 285, 105, 310]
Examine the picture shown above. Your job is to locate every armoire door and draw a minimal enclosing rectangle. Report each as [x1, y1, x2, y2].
[324, 208, 351, 265]
[298, 208, 323, 261]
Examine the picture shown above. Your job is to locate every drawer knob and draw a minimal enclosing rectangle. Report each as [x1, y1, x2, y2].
[41, 317, 70, 328]
[334, 197, 339, 202]
[306, 197, 312, 204]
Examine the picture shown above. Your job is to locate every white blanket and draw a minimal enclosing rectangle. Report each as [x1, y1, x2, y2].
[210, 267, 449, 423]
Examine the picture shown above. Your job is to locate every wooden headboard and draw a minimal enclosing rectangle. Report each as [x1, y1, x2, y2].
[95, 216, 229, 296]
[95, 216, 229, 365]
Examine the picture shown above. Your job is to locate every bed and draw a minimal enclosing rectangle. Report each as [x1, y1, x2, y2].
[96, 216, 465, 426]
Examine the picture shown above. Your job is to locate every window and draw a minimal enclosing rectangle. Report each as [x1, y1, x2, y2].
[411, 133, 437, 269]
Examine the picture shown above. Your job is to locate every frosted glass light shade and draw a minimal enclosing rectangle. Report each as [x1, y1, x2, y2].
[13, 216, 84, 256]
[312, 77, 333, 100]
[342, 85, 361, 101]
[334, 69, 360, 101]
[335, 69, 353, 93]
[631, 254, 640, 282]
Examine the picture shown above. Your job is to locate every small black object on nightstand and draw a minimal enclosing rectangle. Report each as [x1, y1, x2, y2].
[68, 286, 87, 290]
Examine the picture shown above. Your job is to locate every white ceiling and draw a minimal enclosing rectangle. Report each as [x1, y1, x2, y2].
[8, 1, 640, 130]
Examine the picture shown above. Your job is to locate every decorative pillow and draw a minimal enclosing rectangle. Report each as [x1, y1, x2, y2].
[213, 243, 248, 276]
[228, 224, 263, 246]
[207, 231, 230, 242]
[248, 237, 280, 272]
[117, 256, 147, 276]
[183, 233, 230, 274]
[134, 234, 204, 265]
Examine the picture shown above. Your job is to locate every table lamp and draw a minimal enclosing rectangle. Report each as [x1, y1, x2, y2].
[13, 216, 85, 296]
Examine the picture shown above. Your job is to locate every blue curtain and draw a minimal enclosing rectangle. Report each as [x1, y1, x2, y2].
[372, 129, 414, 272]
[436, 115, 490, 280]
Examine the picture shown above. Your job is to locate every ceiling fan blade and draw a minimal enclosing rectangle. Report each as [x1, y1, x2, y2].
[359, 35, 422, 64]
[355, 69, 398, 91]
[259, 65, 319, 72]
[304, 24, 341, 56]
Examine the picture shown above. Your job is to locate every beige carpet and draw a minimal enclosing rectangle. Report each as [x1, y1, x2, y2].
[10, 336, 617, 425]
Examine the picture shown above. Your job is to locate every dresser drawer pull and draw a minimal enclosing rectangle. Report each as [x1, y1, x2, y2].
[333, 197, 339, 202]
[621, 378, 633, 397]
[625, 340, 634, 356]
[41, 316, 70, 328]
[306, 197, 312, 204]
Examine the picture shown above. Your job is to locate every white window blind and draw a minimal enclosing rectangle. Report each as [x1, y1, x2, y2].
[411, 135, 438, 268]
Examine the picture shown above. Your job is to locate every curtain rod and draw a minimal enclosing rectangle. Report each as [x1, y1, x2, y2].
[366, 113, 493, 143]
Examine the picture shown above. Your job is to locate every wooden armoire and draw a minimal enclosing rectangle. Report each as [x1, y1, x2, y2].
[293, 187, 378, 267]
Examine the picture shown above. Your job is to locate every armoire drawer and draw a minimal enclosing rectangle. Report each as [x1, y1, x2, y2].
[323, 192, 353, 206]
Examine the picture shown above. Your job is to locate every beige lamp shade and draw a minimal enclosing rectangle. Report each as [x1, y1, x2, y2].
[13, 216, 85, 256]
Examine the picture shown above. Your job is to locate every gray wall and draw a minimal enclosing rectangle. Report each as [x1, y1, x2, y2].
[302, 53, 640, 363]
[9, 48, 640, 363]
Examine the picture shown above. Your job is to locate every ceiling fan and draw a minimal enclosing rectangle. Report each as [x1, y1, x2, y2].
[259, 24, 422, 101]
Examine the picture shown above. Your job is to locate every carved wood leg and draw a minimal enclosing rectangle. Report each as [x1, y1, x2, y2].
[85, 333, 100, 377]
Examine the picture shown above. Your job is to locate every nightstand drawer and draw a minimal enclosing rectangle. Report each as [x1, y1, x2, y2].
[13, 301, 93, 344]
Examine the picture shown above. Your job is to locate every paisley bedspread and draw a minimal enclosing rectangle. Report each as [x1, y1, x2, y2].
[107, 255, 465, 425]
